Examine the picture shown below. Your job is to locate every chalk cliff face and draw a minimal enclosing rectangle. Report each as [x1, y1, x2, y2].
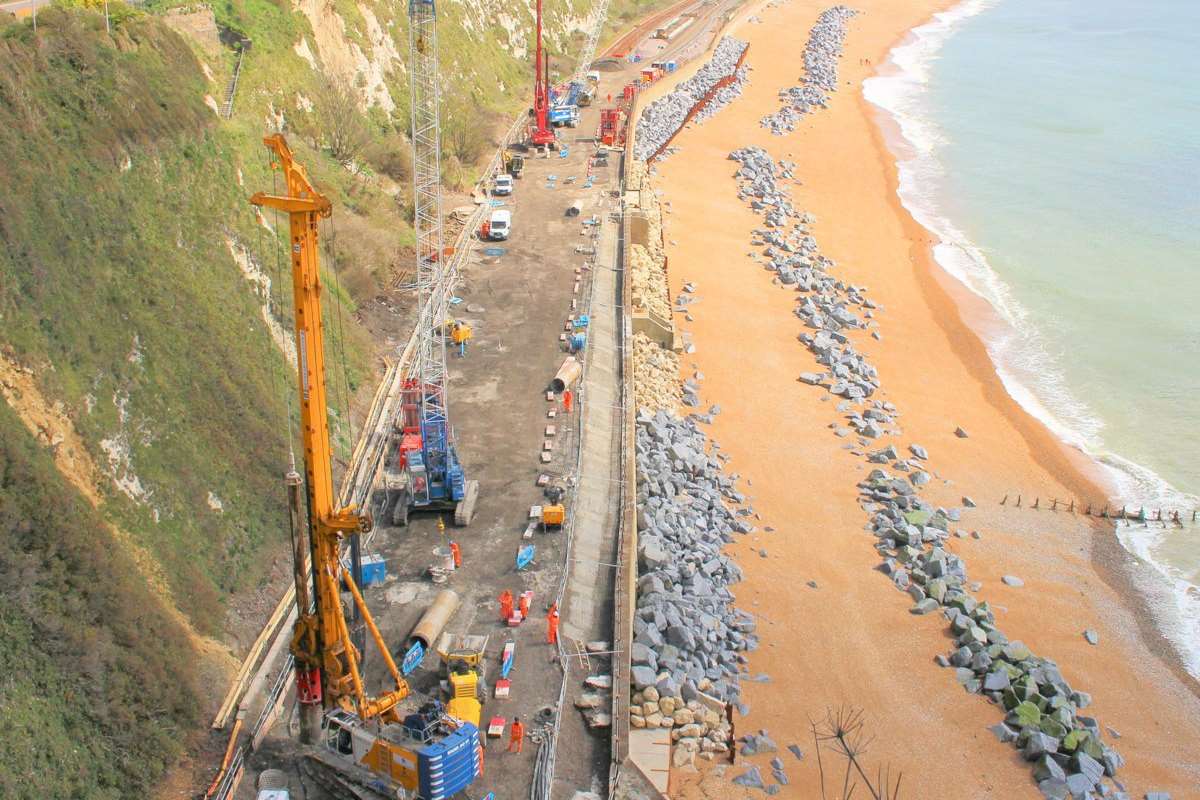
[0, 0, 604, 794]
[282, 0, 593, 117]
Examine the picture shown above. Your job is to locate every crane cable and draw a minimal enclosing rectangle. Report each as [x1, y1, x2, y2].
[265, 147, 298, 473]
[321, 211, 356, 469]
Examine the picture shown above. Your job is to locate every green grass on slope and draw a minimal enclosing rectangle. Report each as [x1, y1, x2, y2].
[0, 401, 201, 800]
[0, 8, 314, 631]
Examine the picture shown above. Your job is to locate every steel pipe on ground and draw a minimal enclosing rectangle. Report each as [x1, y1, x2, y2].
[552, 357, 582, 392]
[409, 589, 461, 649]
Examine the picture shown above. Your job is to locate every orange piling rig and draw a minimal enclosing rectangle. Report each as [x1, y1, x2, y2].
[250, 134, 409, 728]
[529, 0, 556, 146]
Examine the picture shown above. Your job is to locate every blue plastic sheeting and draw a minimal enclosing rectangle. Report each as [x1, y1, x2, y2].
[516, 545, 535, 570]
[483, 247, 506, 257]
[401, 641, 425, 675]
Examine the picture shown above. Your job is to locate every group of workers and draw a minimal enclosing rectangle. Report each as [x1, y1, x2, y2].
[496, 591, 560, 755]
[434, 372, 574, 758]
[498, 591, 558, 640]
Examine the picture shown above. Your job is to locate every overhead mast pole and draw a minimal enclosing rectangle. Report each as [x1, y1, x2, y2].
[408, 0, 453, 485]
[251, 135, 408, 725]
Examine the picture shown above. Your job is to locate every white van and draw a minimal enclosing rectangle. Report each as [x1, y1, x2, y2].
[488, 209, 511, 241]
[493, 174, 513, 196]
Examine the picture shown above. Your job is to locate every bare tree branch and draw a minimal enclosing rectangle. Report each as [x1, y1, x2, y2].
[810, 705, 904, 800]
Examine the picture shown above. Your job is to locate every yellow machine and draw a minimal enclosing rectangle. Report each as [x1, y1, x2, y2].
[251, 134, 408, 726]
[503, 150, 525, 178]
[435, 633, 489, 727]
[541, 504, 565, 527]
[541, 484, 566, 528]
[251, 135, 481, 800]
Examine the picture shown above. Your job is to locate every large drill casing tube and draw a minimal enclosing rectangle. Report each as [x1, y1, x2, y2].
[551, 357, 582, 392]
[409, 589, 461, 649]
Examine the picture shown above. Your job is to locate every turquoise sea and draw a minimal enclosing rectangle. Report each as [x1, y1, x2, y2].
[864, 0, 1200, 677]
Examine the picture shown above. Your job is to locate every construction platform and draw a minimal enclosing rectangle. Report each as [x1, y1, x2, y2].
[224, 4, 747, 797]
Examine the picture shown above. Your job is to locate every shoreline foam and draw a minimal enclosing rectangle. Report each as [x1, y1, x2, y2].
[861, 0, 1200, 681]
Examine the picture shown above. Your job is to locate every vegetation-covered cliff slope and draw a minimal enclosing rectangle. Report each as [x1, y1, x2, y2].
[0, 0, 664, 793]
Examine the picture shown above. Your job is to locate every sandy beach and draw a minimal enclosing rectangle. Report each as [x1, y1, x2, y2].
[637, 0, 1200, 796]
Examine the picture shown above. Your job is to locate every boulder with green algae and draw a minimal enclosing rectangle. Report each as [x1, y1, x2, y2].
[904, 508, 932, 526]
[927, 578, 947, 602]
[1062, 728, 1089, 752]
[1040, 717, 1068, 739]
[1003, 641, 1032, 662]
[1013, 701, 1042, 727]
[1000, 661, 1025, 680]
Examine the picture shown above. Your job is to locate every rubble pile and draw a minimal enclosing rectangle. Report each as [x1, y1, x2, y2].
[726, 143, 1132, 799]
[631, 408, 756, 766]
[760, 6, 856, 135]
[632, 333, 681, 411]
[634, 36, 749, 160]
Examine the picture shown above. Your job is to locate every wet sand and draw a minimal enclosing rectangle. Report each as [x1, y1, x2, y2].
[643, 0, 1200, 796]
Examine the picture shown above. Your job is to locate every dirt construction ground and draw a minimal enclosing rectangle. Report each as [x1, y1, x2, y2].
[248, 76, 628, 800]
[241, 3, 745, 797]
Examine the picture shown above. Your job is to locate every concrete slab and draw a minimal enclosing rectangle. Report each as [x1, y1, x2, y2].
[627, 728, 672, 795]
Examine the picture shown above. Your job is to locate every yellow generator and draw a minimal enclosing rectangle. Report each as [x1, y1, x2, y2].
[541, 504, 565, 527]
[541, 484, 566, 529]
[436, 633, 488, 727]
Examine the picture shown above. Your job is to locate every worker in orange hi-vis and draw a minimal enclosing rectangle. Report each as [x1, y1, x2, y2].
[562, 389, 573, 415]
[499, 590, 513, 622]
[546, 603, 560, 645]
[449, 540, 462, 569]
[508, 716, 524, 753]
[518, 592, 531, 620]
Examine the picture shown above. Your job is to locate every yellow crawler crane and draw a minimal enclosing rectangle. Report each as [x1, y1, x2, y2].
[251, 135, 481, 800]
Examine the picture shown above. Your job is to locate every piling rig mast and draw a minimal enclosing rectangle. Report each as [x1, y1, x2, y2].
[251, 134, 409, 730]
[386, 0, 480, 528]
[529, 0, 556, 146]
[252, 135, 480, 799]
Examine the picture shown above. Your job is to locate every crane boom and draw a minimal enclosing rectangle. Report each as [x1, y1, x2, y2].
[250, 134, 408, 726]
[388, 0, 479, 530]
